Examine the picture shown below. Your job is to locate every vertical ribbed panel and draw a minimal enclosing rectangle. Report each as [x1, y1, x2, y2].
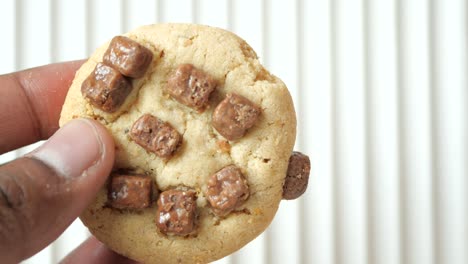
[302, 0, 334, 263]
[196, 0, 229, 31]
[88, 0, 124, 53]
[0, 0, 15, 73]
[430, 1, 467, 264]
[122, 0, 157, 32]
[0, 1, 466, 264]
[397, 1, 434, 263]
[332, 1, 367, 264]
[364, 0, 400, 264]
[364, 1, 400, 264]
[158, 0, 194, 23]
[16, 0, 52, 70]
[51, 0, 87, 62]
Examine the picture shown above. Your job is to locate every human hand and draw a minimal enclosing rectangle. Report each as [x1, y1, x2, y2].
[0, 61, 135, 264]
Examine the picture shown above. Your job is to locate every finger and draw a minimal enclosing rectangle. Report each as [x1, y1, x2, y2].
[60, 237, 138, 264]
[0, 119, 114, 263]
[0, 60, 84, 154]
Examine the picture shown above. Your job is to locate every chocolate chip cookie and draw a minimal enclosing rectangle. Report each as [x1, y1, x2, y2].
[60, 23, 309, 264]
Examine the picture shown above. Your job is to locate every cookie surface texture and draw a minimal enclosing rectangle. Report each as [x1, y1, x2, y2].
[60, 23, 296, 264]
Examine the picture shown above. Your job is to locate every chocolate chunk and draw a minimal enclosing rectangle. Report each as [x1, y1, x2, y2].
[282, 152, 311, 200]
[81, 63, 133, 112]
[130, 114, 182, 158]
[108, 174, 153, 209]
[205, 165, 249, 216]
[156, 189, 197, 236]
[103, 36, 153, 78]
[212, 93, 261, 141]
[166, 64, 217, 111]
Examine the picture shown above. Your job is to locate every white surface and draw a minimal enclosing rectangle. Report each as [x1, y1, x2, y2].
[0, 0, 466, 263]
[332, 0, 368, 263]
[303, 1, 334, 263]
[430, 1, 467, 263]
[365, 0, 400, 263]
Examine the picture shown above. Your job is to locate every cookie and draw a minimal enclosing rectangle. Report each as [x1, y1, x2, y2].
[60, 24, 309, 264]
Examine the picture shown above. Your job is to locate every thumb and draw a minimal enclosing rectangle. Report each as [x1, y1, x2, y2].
[0, 119, 114, 264]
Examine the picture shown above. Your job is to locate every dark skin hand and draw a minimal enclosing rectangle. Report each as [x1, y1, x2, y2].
[0, 61, 137, 264]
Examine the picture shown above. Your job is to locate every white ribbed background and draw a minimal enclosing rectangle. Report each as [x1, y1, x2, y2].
[0, 0, 466, 263]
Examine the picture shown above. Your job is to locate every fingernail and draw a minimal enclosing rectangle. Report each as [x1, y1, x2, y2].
[29, 119, 104, 178]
